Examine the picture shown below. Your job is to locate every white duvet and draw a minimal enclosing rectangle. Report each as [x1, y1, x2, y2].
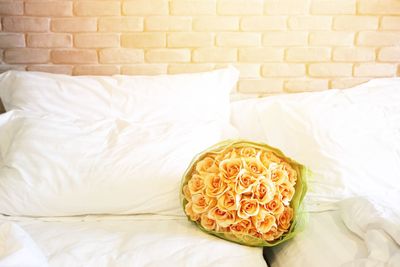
[0, 215, 266, 267]
[340, 196, 400, 267]
[270, 196, 400, 267]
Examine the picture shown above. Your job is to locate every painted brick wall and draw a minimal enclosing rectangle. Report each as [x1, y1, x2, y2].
[0, 0, 400, 94]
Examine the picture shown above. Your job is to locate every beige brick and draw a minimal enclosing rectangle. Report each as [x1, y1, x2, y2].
[381, 16, 400, 30]
[146, 17, 191, 31]
[288, 16, 332, 30]
[171, 0, 216, 15]
[309, 32, 354, 46]
[75, 34, 119, 48]
[262, 63, 306, 77]
[167, 33, 213, 48]
[357, 32, 400, 46]
[25, 1, 72, 16]
[285, 79, 329, 92]
[265, 0, 309, 15]
[122, 33, 166, 48]
[238, 79, 283, 93]
[378, 47, 400, 62]
[286, 47, 331, 62]
[330, 78, 369, 89]
[241, 16, 287, 31]
[333, 16, 378, 30]
[3, 17, 49, 32]
[194, 17, 239, 31]
[51, 18, 97, 32]
[358, 0, 400, 15]
[239, 48, 284, 62]
[5, 49, 49, 64]
[311, 0, 356, 15]
[263, 32, 308, 46]
[192, 48, 237, 62]
[232, 64, 261, 78]
[27, 34, 72, 48]
[146, 49, 191, 63]
[99, 48, 144, 63]
[0, 1, 23, 15]
[74, 1, 120, 16]
[218, 0, 263, 15]
[27, 65, 73, 75]
[354, 63, 396, 77]
[168, 64, 215, 74]
[217, 33, 261, 47]
[333, 47, 375, 62]
[99, 17, 143, 32]
[73, 65, 119, 76]
[0, 34, 25, 48]
[121, 64, 167, 75]
[308, 63, 352, 77]
[0, 65, 27, 73]
[51, 50, 98, 64]
[123, 0, 168, 15]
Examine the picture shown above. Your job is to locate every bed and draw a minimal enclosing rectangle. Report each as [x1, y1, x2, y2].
[0, 68, 399, 267]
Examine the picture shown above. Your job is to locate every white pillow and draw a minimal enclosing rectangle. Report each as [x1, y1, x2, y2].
[0, 68, 239, 216]
[0, 67, 239, 123]
[231, 79, 400, 211]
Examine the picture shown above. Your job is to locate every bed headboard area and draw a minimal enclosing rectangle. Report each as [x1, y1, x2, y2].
[0, 0, 399, 96]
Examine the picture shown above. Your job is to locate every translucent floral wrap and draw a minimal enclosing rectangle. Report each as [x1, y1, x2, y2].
[180, 140, 308, 247]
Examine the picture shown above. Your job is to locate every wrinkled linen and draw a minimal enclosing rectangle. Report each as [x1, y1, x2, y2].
[269, 196, 400, 267]
[340, 196, 400, 267]
[0, 215, 266, 267]
[0, 222, 48, 267]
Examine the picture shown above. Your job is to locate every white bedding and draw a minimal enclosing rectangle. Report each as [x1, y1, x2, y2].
[269, 195, 400, 267]
[0, 215, 266, 267]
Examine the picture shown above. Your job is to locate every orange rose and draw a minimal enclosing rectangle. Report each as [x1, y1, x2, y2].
[217, 190, 240, 211]
[188, 174, 205, 195]
[282, 162, 297, 185]
[182, 185, 191, 201]
[192, 193, 216, 214]
[230, 218, 252, 235]
[237, 197, 259, 219]
[219, 158, 242, 184]
[248, 226, 263, 239]
[204, 173, 228, 198]
[277, 206, 294, 231]
[208, 206, 236, 227]
[278, 181, 295, 205]
[264, 195, 284, 215]
[235, 171, 258, 194]
[251, 208, 277, 234]
[252, 178, 276, 204]
[260, 151, 282, 168]
[270, 168, 287, 184]
[244, 158, 266, 177]
[262, 226, 284, 242]
[200, 213, 216, 231]
[238, 146, 258, 158]
[215, 148, 237, 163]
[196, 156, 219, 173]
[185, 201, 200, 221]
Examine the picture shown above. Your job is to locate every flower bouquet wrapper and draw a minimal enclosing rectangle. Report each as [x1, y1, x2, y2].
[180, 140, 309, 247]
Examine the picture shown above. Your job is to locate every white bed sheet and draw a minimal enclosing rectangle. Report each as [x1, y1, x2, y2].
[267, 210, 366, 267]
[0, 215, 266, 267]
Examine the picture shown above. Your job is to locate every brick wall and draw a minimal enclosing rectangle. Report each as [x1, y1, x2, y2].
[0, 0, 399, 95]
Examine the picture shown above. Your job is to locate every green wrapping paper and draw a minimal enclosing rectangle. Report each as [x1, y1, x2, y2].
[180, 140, 308, 247]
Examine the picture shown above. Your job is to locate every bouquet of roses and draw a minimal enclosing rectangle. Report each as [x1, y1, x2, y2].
[181, 140, 308, 247]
